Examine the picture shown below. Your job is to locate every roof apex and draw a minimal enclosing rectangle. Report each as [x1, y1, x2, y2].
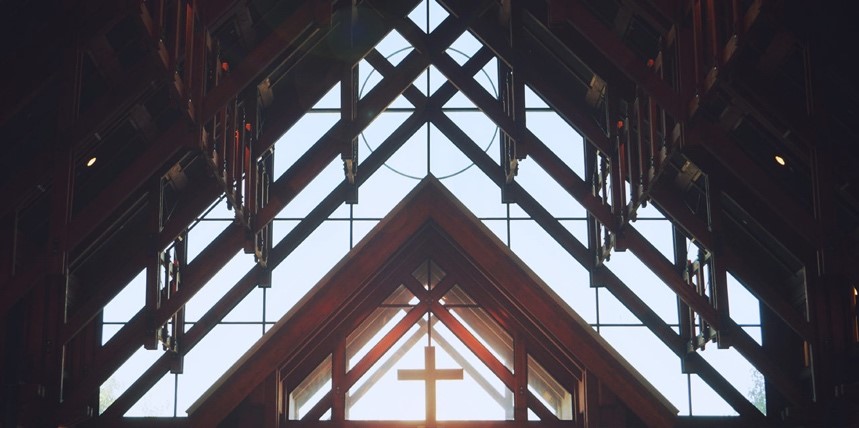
[189, 176, 677, 427]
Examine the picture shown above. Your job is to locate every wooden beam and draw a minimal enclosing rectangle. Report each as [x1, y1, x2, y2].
[201, 1, 325, 121]
[435, 110, 764, 421]
[428, 4, 810, 412]
[546, 0, 683, 120]
[346, 304, 429, 388]
[59, 179, 221, 346]
[425, 35, 722, 332]
[514, 333, 527, 421]
[94, 101, 429, 422]
[431, 302, 516, 392]
[519, 24, 813, 343]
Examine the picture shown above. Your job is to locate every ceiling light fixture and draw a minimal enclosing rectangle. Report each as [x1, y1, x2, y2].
[774, 155, 786, 166]
[86, 157, 97, 167]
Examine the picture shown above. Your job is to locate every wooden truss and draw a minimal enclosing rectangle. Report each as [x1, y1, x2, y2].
[2, 0, 857, 427]
[187, 177, 678, 427]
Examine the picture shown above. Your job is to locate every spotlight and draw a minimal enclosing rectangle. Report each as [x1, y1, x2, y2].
[774, 155, 786, 166]
[86, 157, 97, 167]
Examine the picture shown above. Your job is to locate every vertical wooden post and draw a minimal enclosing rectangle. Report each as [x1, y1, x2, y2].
[634, 92, 647, 199]
[498, 59, 516, 202]
[332, 337, 346, 421]
[171, 233, 187, 374]
[584, 141, 601, 272]
[341, 60, 359, 203]
[607, 92, 626, 229]
[648, 96, 660, 173]
[705, 178, 730, 348]
[673, 225, 694, 357]
[340, 3, 359, 203]
[513, 332, 527, 421]
[581, 370, 600, 428]
[144, 179, 163, 350]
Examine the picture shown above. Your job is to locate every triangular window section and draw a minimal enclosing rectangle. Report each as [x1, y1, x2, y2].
[189, 178, 677, 427]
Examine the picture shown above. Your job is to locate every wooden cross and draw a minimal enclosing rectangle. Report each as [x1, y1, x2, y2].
[397, 346, 463, 424]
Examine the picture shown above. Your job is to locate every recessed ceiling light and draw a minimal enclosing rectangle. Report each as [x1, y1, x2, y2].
[774, 155, 786, 166]
[86, 157, 97, 167]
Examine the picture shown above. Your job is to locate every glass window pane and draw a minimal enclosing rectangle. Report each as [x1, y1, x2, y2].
[177, 324, 260, 415]
[528, 354, 573, 420]
[510, 220, 595, 323]
[599, 326, 690, 413]
[289, 355, 332, 420]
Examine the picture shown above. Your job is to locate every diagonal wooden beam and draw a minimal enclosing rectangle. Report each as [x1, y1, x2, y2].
[423, 318, 510, 410]
[429, 6, 809, 410]
[186, 224, 434, 425]
[533, 1, 820, 254]
[67, 5, 441, 412]
[508, 15, 813, 343]
[433, 111, 766, 421]
[682, 126, 820, 251]
[545, 0, 683, 120]
[428, 244, 586, 391]
[527, 390, 561, 422]
[200, 1, 323, 121]
[648, 177, 813, 341]
[425, 34, 722, 331]
[61, 11, 365, 349]
[348, 315, 437, 405]
[59, 180, 222, 347]
[67, 0, 327, 256]
[346, 303, 429, 388]
[526, 127, 808, 409]
[90, 60, 471, 420]
[431, 302, 516, 392]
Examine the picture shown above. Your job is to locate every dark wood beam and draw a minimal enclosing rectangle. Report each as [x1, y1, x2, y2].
[346, 303, 429, 388]
[430, 246, 584, 394]
[430, 2, 811, 411]
[431, 302, 516, 392]
[423, 28, 722, 331]
[433, 110, 764, 421]
[528, 131, 808, 409]
[533, 0, 820, 257]
[60, 179, 221, 347]
[200, 1, 323, 122]
[347, 317, 430, 405]
[425, 319, 510, 411]
[97, 74, 444, 421]
[501, 6, 814, 348]
[648, 176, 813, 340]
[186, 199, 438, 425]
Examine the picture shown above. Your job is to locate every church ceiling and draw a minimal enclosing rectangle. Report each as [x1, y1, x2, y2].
[1, 0, 857, 427]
